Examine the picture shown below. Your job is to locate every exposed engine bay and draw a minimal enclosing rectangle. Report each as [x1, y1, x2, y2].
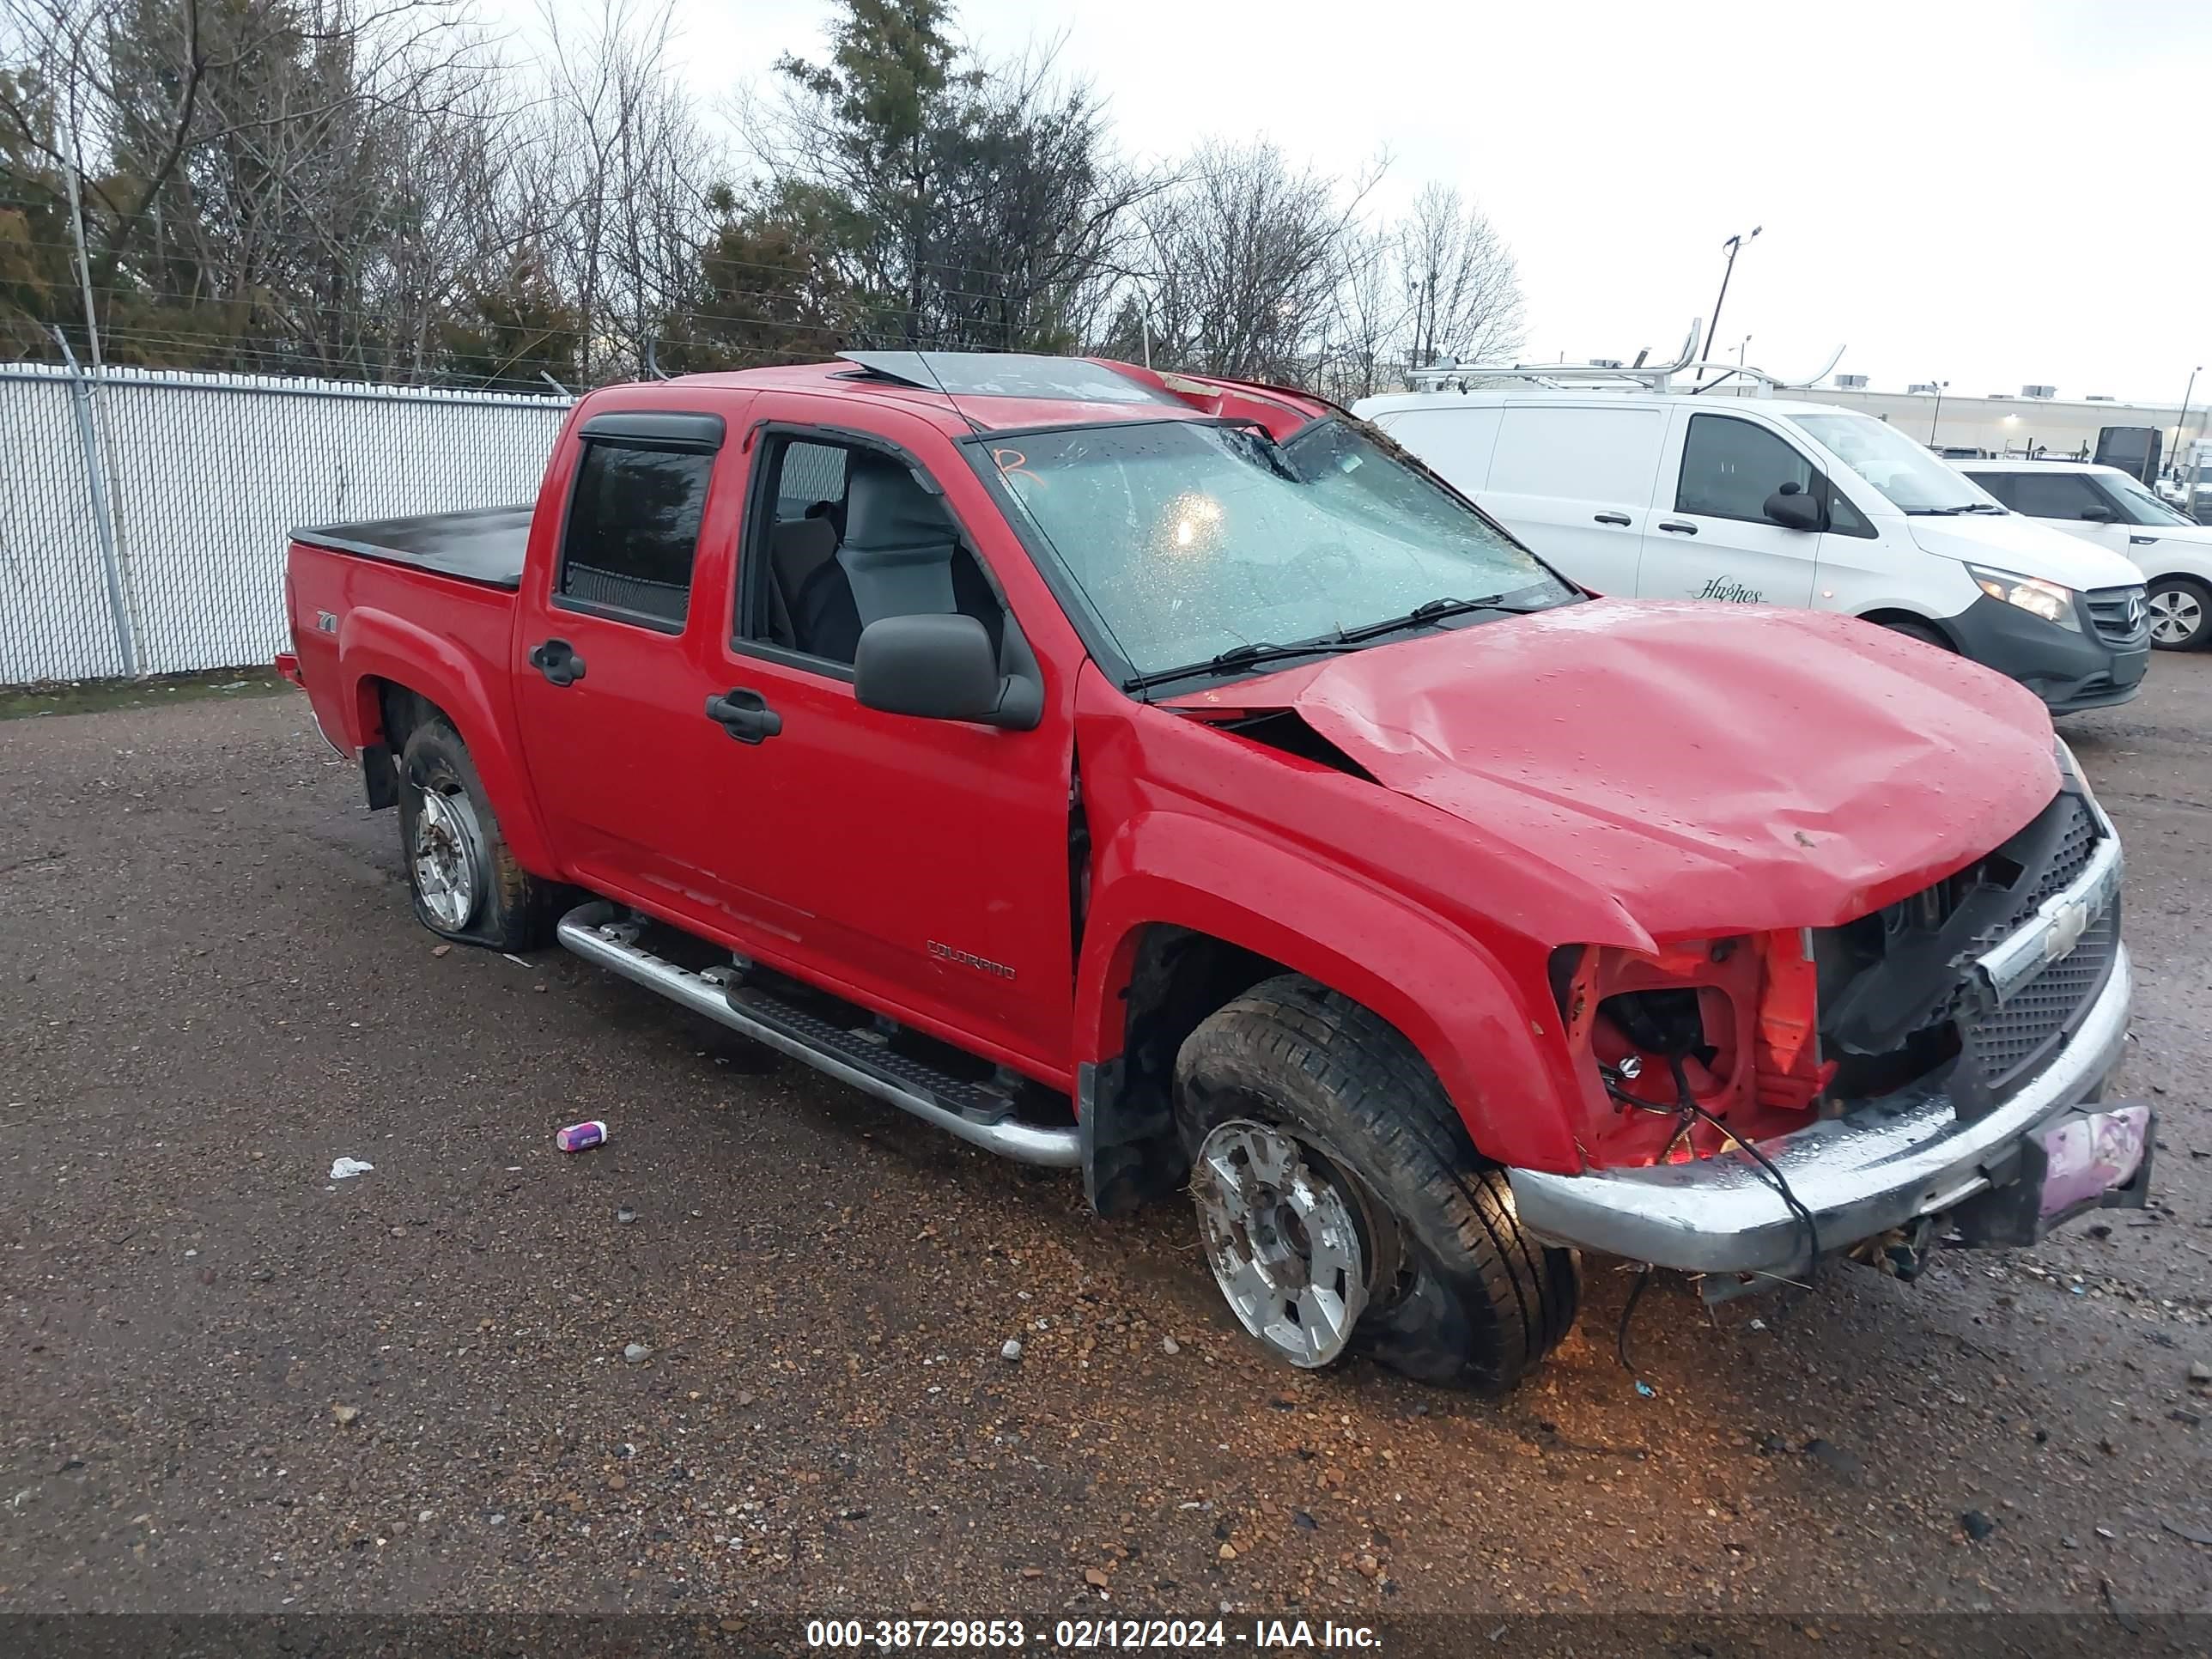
[1566, 779, 2117, 1170]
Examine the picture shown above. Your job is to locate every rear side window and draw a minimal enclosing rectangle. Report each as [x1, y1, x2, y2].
[1676, 415, 1814, 522]
[1981, 469, 2106, 520]
[1486, 405, 1668, 505]
[1968, 472, 2020, 509]
[558, 442, 714, 628]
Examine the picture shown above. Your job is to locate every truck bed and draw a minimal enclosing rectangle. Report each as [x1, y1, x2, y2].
[292, 505, 533, 590]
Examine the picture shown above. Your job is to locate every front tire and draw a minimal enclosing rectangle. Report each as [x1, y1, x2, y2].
[2146, 575, 2211, 651]
[396, 718, 558, 950]
[1879, 617, 1952, 650]
[1175, 975, 1579, 1392]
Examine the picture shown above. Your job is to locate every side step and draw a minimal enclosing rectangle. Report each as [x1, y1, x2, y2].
[555, 901, 1082, 1168]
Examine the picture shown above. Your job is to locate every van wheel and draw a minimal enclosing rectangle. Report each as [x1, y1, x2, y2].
[396, 718, 557, 950]
[1174, 975, 1578, 1392]
[1879, 617, 1952, 650]
[2146, 576, 2210, 651]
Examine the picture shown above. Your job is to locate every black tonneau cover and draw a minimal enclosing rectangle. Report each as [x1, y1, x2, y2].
[293, 505, 533, 590]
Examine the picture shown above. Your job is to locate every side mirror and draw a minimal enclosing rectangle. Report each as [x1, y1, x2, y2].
[854, 613, 1042, 730]
[1763, 481, 1823, 532]
[2079, 506, 2116, 522]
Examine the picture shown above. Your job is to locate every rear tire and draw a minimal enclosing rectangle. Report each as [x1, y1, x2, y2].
[2146, 575, 2211, 651]
[1174, 975, 1578, 1393]
[396, 718, 558, 950]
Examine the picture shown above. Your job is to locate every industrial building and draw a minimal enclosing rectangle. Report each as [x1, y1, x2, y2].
[1777, 380, 2204, 464]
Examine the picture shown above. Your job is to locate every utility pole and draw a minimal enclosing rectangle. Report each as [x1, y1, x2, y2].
[1698, 226, 1760, 385]
[62, 160, 105, 371]
[2178, 364, 2203, 474]
[1929, 380, 1949, 443]
[63, 148, 145, 673]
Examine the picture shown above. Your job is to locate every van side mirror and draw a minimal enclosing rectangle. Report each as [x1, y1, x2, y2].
[1763, 481, 1823, 532]
[854, 613, 1042, 730]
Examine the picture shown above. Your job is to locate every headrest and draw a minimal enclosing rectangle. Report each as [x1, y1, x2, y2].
[843, 452, 956, 552]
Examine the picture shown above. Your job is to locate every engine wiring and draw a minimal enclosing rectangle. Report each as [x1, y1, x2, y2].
[1604, 1054, 1824, 1388]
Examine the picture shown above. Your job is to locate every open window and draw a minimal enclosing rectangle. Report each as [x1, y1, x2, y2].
[739, 431, 1007, 672]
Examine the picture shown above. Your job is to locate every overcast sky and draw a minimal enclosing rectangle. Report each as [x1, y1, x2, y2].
[513, 0, 2212, 404]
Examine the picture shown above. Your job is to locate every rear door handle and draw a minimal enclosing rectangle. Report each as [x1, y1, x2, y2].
[1656, 520, 1698, 535]
[529, 638, 586, 685]
[705, 686, 782, 744]
[1593, 512, 1632, 526]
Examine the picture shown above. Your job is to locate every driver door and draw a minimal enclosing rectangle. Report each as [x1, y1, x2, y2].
[1641, 410, 1820, 607]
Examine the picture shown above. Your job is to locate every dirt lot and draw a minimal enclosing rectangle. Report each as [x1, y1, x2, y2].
[3, 658, 2211, 1650]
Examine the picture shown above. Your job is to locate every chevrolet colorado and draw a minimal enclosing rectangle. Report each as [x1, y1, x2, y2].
[277, 351, 2150, 1392]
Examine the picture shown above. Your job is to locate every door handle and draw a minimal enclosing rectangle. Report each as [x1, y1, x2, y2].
[1656, 520, 1699, 535]
[528, 638, 586, 685]
[1593, 512, 1632, 526]
[704, 686, 782, 744]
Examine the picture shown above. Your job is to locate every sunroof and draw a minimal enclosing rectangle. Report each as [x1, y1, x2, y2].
[837, 351, 1180, 405]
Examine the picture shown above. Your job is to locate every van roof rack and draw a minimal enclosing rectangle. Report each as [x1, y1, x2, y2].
[1405, 319, 1845, 398]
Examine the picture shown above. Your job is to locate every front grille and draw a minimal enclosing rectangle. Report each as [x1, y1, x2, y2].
[2008, 793, 2099, 919]
[2084, 585, 2148, 646]
[1962, 901, 2119, 1092]
[1893, 791, 2112, 1096]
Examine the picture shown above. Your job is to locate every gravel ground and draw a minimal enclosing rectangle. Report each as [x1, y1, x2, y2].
[3, 659, 2210, 1646]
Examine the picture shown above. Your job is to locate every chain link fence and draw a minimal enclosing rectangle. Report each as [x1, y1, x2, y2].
[0, 362, 573, 686]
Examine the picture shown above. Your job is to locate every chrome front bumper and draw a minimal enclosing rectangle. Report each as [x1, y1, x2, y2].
[1508, 942, 2131, 1277]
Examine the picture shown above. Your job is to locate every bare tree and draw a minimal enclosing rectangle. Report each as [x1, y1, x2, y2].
[1322, 223, 1399, 402]
[1130, 139, 1378, 384]
[1397, 181, 1522, 371]
[0, 0, 488, 352]
[533, 0, 723, 381]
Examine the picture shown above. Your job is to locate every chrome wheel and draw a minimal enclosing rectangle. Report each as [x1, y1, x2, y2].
[1190, 1119, 1368, 1367]
[2148, 584, 2204, 647]
[410, 786, 484, 932]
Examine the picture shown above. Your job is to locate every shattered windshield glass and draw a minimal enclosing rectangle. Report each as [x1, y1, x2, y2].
[977, 418, 1572, 678]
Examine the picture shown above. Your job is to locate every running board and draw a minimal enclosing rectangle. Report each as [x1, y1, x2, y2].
[556, 901, 1081, 1168]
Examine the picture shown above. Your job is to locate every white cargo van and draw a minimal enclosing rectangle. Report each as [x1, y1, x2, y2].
[1356, 365, 2152, 713]
[1958, 459, 2212, 651]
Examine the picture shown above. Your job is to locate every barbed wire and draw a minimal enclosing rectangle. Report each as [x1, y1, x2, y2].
[2, 234, 1153, 314]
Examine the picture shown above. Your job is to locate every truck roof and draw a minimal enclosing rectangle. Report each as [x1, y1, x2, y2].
[642, 353, 1332, 438]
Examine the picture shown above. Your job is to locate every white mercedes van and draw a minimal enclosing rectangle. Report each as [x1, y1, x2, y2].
[1958, 459, 2212, 652]
[1355, 386, 2152, 712]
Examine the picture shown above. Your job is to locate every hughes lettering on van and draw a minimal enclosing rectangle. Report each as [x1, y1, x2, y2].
[278, 350, 2151, 1396]
[1358, 346, 2152, 714]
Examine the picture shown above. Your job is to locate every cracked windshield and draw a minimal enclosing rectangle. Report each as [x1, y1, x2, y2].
[984, 419, 1571, 677]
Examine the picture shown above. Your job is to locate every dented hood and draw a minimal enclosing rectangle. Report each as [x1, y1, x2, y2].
[1169, 600, 2060, 939]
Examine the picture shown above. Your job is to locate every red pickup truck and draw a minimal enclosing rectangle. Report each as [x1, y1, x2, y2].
[278, 351, 2148, 1392]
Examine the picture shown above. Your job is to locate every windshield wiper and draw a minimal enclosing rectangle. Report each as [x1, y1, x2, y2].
[1337, 593, 1540, 642]
[1122, 594, 1553, 693]
[1123, 637, 1361, 693]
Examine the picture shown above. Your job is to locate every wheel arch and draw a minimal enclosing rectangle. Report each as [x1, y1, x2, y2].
[335, 608, 559, 876]
[1856, 605, 1957, 646]
[1075, 851, 1587, 1215]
